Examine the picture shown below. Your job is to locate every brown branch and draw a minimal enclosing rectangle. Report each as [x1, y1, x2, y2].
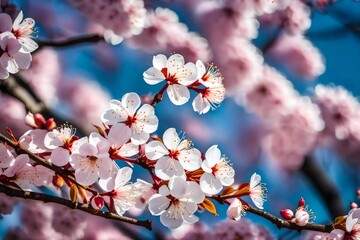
[301, 155, 346, 218]
[0, 75, 87, 136]
[0, 133, 97, 195]
[36, 34, 104, 49]
[0, 184, 152, 230]
[246, 207, 333, 233]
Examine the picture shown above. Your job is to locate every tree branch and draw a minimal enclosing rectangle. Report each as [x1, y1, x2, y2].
[0, 133, 95, 194]
[300, 155, 346, 218]
[0, 184, 152, 230]
[0, 75, 87, 136]
[246, 207, 333, 233]
[36, 34, 104, 49]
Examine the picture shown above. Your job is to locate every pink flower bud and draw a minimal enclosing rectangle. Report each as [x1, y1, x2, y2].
[350, 201, 358, 209]
[293, 208, 309, 226]
[91, 196, 105, 210]
[280, 209, 294, 220]
[297, 197, 305, 208]
[34, 113, 46, 127]
[45, 118, 56, 130]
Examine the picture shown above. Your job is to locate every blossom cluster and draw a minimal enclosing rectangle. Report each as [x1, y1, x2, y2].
[0, 80, 265, 230]
[0, 11, 38, 79]
[143, 53, 225, 114]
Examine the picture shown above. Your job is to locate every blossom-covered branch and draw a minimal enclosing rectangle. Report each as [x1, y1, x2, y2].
[0, 184, 152, 230]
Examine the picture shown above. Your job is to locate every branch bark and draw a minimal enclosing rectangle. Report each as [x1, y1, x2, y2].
[301, 155, 346, 218]
[0, 184, 152, 230]
[0, 75, 87, 136]
[36, 34, 104, 49]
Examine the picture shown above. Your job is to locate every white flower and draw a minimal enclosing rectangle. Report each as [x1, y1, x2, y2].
[145, 128, 201, 180]
[3, 154, 52, 190]
[200, 145, 234, 195]
[0, 144, 15, 174]
[106, 123, 139, 160]
[226, 198, 245, 221]
[101, 92, 158, 145]
[249, 173, 267, 209]
[19, 129, 47, 154]
[292, 207, 309, 226]
[148, 177, 205, 229]
[12, 11, 38, 53]
[69, 132, 113, 186]
[131, 179, 157, 214]
[44, 125, 77, 166]
[143, 54, 197, 105]
[99, 167, 137, 215]
[0, 32, 31, 79]
[331, 208, 360, 239]
[192, 61, 225, 114]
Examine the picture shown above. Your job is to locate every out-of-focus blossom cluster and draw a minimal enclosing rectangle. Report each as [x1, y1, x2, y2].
[0, 10, 38, 79]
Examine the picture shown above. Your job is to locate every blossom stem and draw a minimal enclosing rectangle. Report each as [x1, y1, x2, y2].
[0, 183, 152, 230]
[151, 84, 168, 107]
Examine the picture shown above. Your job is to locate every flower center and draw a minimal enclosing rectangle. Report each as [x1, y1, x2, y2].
[125, 115, 137, 127]
[161, 68, 178, 85]
[87, 156, 98, 166]
[168, 150, 179, 160]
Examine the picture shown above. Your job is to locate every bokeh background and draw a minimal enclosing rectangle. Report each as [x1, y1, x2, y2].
[1, 0, 360, 239]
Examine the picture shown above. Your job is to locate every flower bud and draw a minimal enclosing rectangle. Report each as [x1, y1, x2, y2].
[350, 201, 358, 209]
[34, 113, 46, 128]
[293, 208, 309, 226]
[91, 195, 105, 210]
[52, 175, 64, 188]
[280, 209, 294, 220]
[297, 197, 305, 208]
[357, 189, 360, 199]
[45, 118, 57, 130]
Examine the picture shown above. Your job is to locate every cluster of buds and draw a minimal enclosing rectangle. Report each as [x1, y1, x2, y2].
[280, 197, 315, 226]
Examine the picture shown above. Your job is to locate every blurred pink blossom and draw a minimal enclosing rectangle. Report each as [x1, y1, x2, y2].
[0, 192, 17, 215]
[268, 34, 325, 80]
[69, 0, 146, 39]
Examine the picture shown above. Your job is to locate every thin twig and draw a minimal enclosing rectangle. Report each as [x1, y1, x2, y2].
[246, 207, 334, 233]
[0, 75, 87, 136]
[36, 34, 104, 49]
[0, 184, 152, 230]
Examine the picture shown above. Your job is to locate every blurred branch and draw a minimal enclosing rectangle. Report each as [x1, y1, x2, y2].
[0, 184, 152, 230]
[0, 75, 87, 136]
[246, 207, 333, 233]
[301, 155, 346, 218]
[36, 34, 104, 50]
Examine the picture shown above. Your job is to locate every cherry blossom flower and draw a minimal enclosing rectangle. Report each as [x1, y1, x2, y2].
[268, 34, 325, 80]
[0, 143, 15, 174]
[227, 198, 246, 221]
[329, 208, 360, 240]
[249, 173, 267, 209]
[145, 128, 201, 180]
[148, 176, 205, 229]
[99, 167, 137, 215]
[69, 0, 146, 39]
[44, 125, 78, 166]
[106, 123, 138, 160]
[102, 92, 158, 145]
[0, 32, 31, 79]
[130, 179, 157, 215]
[0, 192, 17, 215]
[292, 207, 310, 226]
[200, 145, 234, 195]
[3, 154, 52, 190]
[143, 54, 197, 105]
[69, 132, 113, 186]
[192, 61, 225, 114]
[19, 129, 47, 154]
[314, 85, 360, 140]
[11, 11, 38, 53]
